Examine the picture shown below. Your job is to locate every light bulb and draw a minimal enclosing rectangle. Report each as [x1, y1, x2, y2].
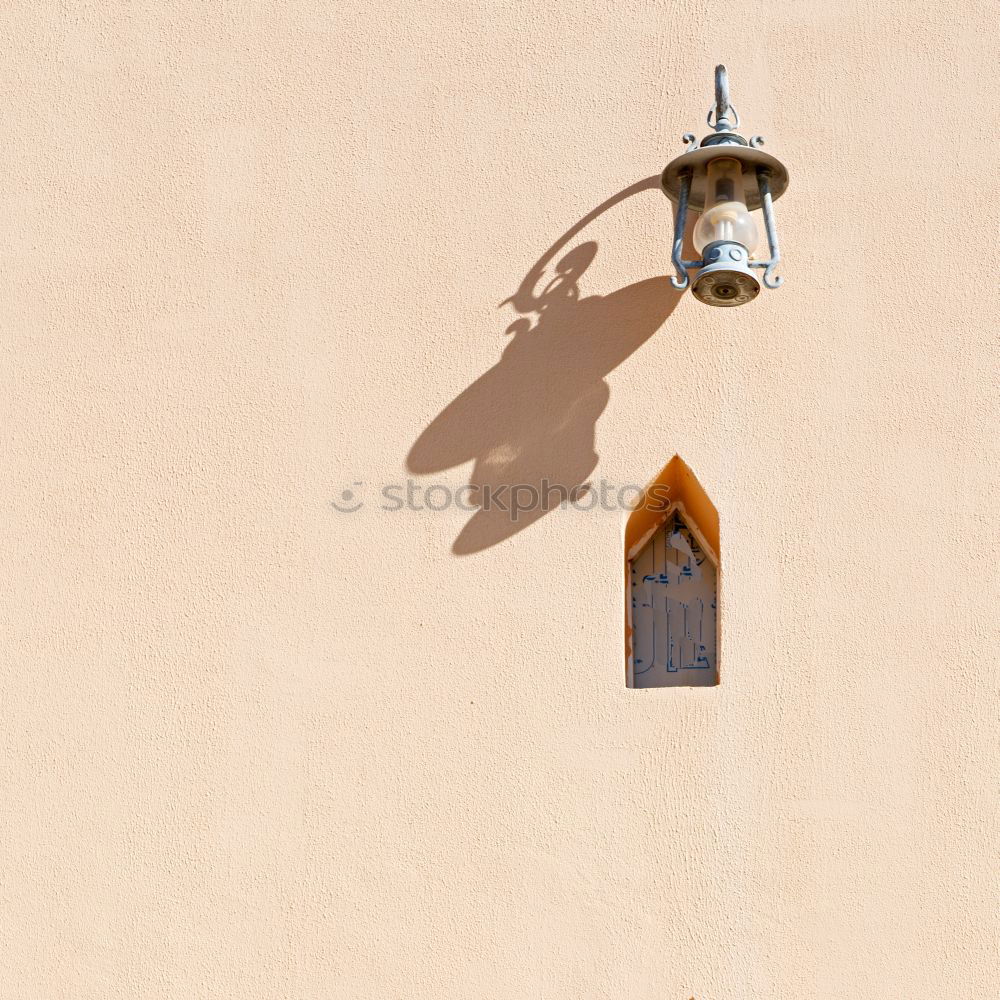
[692, 158, 759, 254]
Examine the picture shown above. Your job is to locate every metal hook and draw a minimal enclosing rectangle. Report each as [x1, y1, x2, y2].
[762, 262, 783, 289]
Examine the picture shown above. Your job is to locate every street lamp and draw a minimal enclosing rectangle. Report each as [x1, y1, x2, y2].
[662, 65, 789, 307]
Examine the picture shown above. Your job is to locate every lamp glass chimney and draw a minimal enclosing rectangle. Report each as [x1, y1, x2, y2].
[692, 157, 759, 254]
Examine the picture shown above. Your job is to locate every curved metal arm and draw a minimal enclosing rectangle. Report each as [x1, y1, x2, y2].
[715, 64, 730, 122]
[753, 167, 783, 288]
[707, 64, 739, 131]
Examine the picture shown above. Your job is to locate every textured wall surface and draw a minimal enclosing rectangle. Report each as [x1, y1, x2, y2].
[1, 2, 997, 997]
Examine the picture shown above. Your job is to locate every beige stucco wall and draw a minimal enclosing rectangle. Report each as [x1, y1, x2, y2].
[2, 3, 997, 997]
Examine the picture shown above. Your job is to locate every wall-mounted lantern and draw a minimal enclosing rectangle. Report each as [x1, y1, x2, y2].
[662, 65, 789, 307]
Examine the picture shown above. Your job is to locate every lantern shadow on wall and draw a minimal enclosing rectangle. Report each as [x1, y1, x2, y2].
[407, 175, 691, 555]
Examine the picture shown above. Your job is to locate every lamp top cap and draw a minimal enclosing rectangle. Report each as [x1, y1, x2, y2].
[660, 64, 789, 209]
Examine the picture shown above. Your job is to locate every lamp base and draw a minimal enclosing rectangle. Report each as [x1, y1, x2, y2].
[691, 241, 760, 307]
